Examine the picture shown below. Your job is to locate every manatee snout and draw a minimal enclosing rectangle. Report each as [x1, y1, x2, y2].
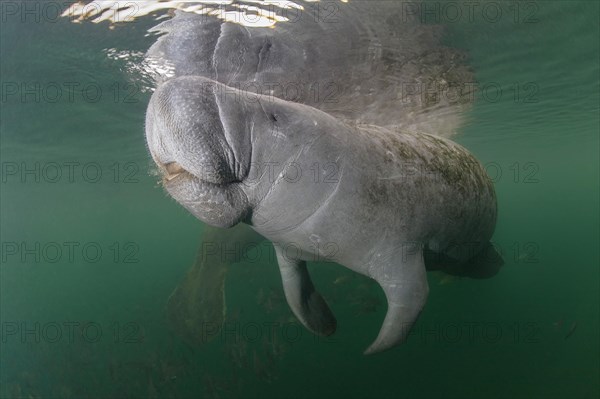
[146, 76, 250, 185]
[146, 76, 253, 228]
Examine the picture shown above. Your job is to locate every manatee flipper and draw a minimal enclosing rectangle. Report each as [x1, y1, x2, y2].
[364, 244, 429, 355]
[274, 245, 336, 336]
[167, 224, 259, 346]
[166, 226, 228, 347]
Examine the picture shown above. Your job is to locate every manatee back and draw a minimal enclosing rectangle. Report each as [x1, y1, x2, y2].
[339, 126, 497, 258]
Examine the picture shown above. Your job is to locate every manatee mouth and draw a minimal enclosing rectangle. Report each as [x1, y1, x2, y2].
[162, 161, 190, 182]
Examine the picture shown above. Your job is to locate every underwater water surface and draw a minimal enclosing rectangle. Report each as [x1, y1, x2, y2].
[0, 1, 598, 398]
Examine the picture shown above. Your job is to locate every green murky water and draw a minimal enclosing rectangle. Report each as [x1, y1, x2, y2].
[1, 1, 598, 398]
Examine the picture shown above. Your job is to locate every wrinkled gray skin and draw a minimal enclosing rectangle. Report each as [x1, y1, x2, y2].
[146, 75, 497, 354]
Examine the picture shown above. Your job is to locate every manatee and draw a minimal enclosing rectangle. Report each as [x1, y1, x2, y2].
[62, 0, 499, 354]
[135, 1, 481, 348]
[135, 0, 498, 354]
[145, 75, 498, 354]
